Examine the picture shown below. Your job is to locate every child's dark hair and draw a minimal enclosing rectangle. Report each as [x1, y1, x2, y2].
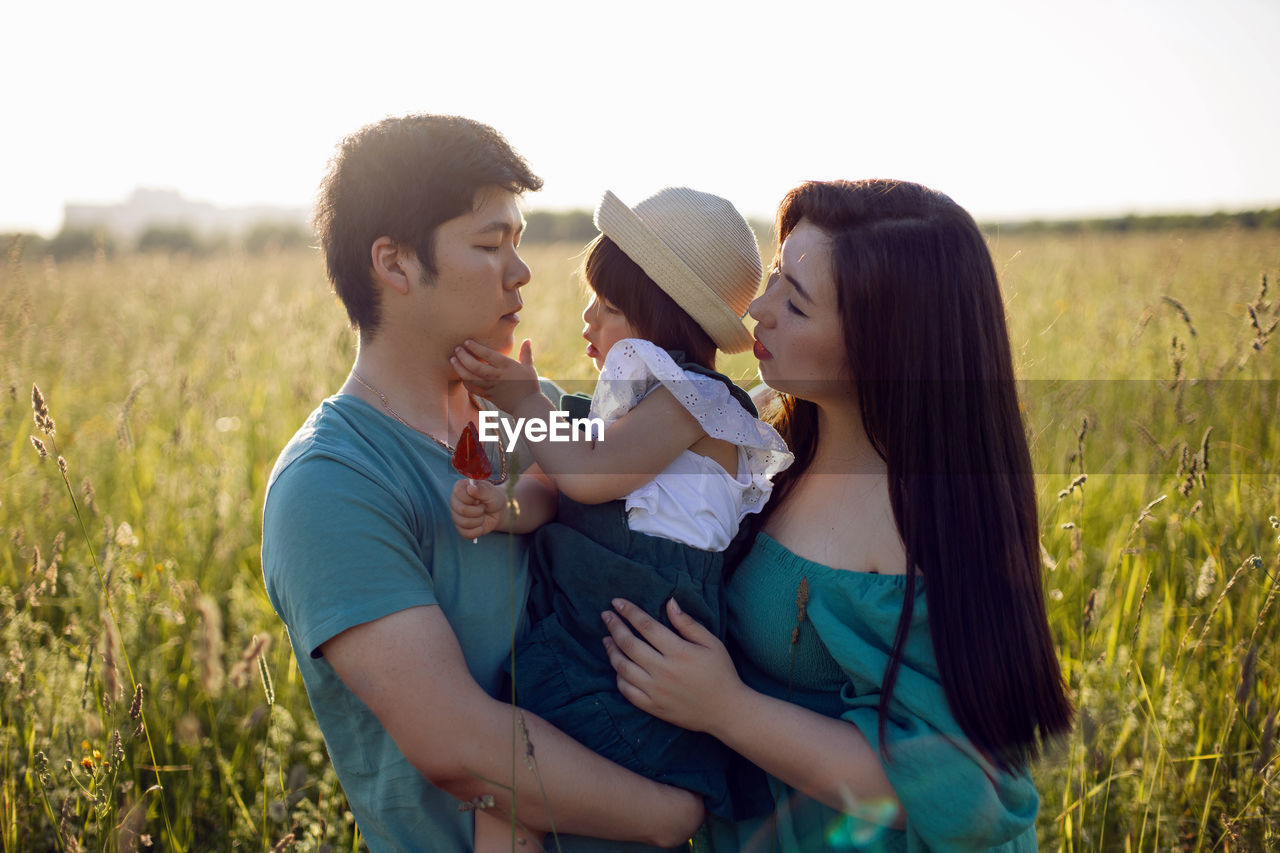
[582, 235, 717, 369]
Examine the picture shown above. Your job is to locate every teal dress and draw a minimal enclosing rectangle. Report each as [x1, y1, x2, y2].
[704, 533, 1040, 852]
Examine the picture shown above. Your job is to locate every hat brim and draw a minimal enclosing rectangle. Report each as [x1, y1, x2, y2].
[595, 191, 755, 354]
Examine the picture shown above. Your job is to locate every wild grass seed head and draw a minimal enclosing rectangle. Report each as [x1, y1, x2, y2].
[1132, 494, 1166, 532]
[1178, 445, 1200, 496]
[1255, 710, 1276, 776]
[269, 832, 296, 852]
[31, 383, 55, 435]
[81, 476, 97, 515]
[114, 522, 138, 549]
[195, 595, 225, 694]
[1039, 540, 1059, 572]
[1169, 334, 1186, 383]
[101, 619, 122, 701]
[230, 633, 272, 688]
[258, 648, 275, 706]
[33, 750, 52, 789]
[1236, 643, 1257, 707]
[1058, 474, 1089, 501]
[518, 711, 536, 768]
[109, 729, 123, 766]
[128, 683, 143, 721]
[1195, 557, 1253, 651]
[1162, 295, 1197, 336]
[59, 795, 80, 853]
[30, 435, 47, 459]
[790, 577, 811, 646]
[1195, 555, 1217, 601]
[1196, 426, 1212, 480]
[1083, 588, 1097, 630]
[116, 377, 144, 448]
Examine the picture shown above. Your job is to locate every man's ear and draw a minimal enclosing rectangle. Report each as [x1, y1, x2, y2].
[371, 237, 414, 295]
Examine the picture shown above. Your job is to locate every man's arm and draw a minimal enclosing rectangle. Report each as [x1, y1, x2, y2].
[321, 604, 703, 846]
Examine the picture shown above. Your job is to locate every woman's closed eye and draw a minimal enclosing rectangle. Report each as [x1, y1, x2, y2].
[786, 299, 807, 317]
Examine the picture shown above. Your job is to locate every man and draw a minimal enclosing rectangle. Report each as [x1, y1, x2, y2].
[262, 115, 703, 851]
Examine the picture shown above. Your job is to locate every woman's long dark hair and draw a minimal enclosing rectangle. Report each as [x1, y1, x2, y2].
[764, 180, 1072, 769]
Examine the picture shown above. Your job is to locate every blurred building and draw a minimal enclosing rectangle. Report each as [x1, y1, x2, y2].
[63, 188, 308, 240]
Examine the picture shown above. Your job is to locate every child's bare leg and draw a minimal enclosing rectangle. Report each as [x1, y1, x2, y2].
[474, 808, 545, 851]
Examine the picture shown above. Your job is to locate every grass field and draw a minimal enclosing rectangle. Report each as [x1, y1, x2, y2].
[2, 228, 1277, 850]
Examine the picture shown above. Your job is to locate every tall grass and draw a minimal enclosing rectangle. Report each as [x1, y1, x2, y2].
[0, 229, 1276, 850]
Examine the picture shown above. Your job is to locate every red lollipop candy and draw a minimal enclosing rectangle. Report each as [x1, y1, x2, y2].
[451, 421, 492, 480]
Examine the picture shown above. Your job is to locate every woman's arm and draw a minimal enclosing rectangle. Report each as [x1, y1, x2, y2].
[324, 604, 704, 846]
[602, 597, 905, 828]
[452, 339, 705, 504]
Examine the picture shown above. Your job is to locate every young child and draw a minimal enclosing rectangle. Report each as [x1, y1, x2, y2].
[449, 187, 792, 849]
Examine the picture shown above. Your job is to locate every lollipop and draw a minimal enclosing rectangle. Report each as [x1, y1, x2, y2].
[451, 421, 492, 480]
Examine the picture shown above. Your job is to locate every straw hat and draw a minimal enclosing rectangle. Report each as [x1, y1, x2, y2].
[594, 187, 762, 354]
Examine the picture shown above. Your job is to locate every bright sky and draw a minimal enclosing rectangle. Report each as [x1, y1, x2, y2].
[3, 0, 1278, 235]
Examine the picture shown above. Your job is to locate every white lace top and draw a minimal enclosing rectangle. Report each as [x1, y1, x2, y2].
[589, 339, 794, 551]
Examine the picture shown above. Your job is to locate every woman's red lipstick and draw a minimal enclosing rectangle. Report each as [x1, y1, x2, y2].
[753, 338, 773, 360]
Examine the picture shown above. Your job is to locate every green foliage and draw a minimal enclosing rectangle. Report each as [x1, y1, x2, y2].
[520, 209, 778, 248]
[243, 222, 312, 254]
[0, 232, 1277, 849]
[47, 227, 116, 261]
[2, 233, 49, 261]
[986, 207, 1280, 235]
[522, 209, 597, 244]
[136, 225, 203, 254]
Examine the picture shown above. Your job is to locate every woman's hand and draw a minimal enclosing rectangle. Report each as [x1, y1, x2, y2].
[450, 338, 543, 416]
[601, 597, 746, 738]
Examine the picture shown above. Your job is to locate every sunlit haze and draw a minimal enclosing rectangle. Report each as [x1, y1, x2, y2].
[3, 0, 1278, 235]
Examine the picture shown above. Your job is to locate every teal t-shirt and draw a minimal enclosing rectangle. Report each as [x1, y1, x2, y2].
[705, 532, 1040, 852]
[263, 394, 533, 850]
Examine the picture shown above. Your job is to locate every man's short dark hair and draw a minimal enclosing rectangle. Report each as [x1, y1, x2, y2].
[313, 114, 543, 337]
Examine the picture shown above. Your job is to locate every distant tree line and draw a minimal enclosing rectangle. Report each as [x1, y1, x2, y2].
[982, 208, 1280, 235]
[6, 207, 1277, 262]
[1, 221, 315, 261]
[522, 210, 777, 248]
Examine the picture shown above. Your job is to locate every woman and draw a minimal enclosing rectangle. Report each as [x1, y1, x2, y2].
[601, 179, 1073, 851]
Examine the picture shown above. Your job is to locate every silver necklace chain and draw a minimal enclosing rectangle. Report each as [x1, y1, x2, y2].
[348, 369, 508, 483]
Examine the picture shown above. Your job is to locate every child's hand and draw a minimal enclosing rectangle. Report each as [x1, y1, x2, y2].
[450, 477, 508, 539]
[450, 339, 542, 415]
